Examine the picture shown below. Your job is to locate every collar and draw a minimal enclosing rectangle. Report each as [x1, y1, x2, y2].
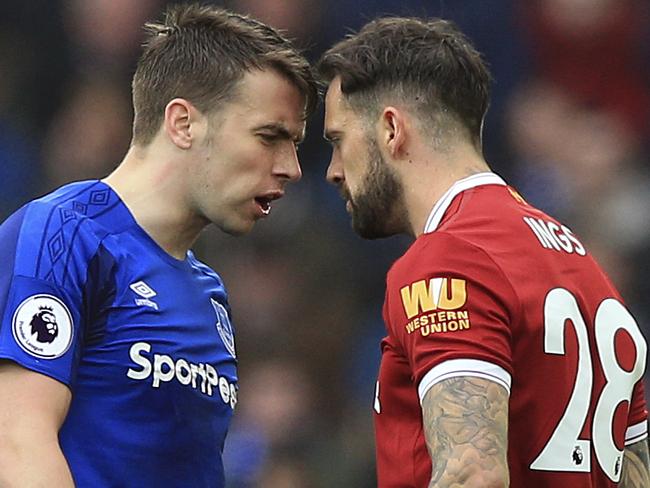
[423, 172, 506, 234]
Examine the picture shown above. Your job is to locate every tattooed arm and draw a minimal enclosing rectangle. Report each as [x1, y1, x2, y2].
[421, 376, 509, 488]
[620, 439, 650, 488]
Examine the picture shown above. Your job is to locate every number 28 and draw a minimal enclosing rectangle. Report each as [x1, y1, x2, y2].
[530, 288, 647, 481]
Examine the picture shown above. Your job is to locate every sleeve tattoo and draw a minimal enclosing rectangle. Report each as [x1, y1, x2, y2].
[620, 438, 650, 488]
[421, 376, 509, 487]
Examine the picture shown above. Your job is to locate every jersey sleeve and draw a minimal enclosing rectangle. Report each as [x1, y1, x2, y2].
[384, 232, 518, 402]
[0, 202, 109, 387]
[625, 379, 648, 445]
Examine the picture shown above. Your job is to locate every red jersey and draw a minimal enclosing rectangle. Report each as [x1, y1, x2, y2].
[375, 173, 648, 487]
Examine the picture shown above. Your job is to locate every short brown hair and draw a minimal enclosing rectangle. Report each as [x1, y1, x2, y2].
[318, 17, 491, 148]
[132, 3, 318, 145]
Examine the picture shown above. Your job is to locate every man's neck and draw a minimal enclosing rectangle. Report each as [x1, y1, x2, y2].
[399, 145, 490, 238]
[103, 145, 206, 260]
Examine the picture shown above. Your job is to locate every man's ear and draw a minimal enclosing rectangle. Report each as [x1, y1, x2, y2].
[379, 106, 408, 159]
[163, 98, 196, 149]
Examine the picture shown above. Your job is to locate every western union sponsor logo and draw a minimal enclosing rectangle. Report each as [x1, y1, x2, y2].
[405, 310, 471, 335]
[400, 278, 467, 319]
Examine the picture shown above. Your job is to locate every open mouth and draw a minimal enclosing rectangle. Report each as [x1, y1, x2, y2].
[255, 197, 272, 215]
[254, 191, 284, 216]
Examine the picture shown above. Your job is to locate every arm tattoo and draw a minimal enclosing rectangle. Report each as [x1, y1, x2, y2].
[620, 439, 650, 488]
[421, 376, 509, 487]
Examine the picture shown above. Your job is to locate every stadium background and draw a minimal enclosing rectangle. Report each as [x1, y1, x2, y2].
[1, 0, 649, 486]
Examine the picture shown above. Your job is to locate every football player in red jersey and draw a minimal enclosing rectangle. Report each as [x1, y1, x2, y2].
[318, 17, 649, 488]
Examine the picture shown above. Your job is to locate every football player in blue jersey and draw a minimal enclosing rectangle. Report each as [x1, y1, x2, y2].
[0, 4, 317, 487]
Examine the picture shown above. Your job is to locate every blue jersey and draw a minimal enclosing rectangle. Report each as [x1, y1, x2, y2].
[0, 181, 238, 487]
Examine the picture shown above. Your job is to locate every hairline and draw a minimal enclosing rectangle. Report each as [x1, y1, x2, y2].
[133, 67, 311, 149]
[327, 74, 466, 151]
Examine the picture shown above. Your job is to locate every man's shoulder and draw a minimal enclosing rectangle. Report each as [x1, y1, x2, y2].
[1, 181, 123, 281]
[438, 183, 590, 265]
[19, 180, 132, 241]
[22, 181, 108, 236]
[388, 232, 489, 280]
[29, 180, 113, 223]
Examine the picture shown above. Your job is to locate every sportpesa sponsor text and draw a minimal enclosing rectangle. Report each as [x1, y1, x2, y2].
[127, 342, 237, 409]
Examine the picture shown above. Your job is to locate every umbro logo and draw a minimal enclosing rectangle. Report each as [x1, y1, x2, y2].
[130, 281, 159, 310]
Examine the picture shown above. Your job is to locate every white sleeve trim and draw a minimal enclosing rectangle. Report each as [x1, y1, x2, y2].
[625, 420, 648, 445]
[418, 358, 512, 403]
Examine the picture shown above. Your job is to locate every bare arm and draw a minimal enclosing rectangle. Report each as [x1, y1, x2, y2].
[0, 361, 74, 487]
[620, 438, 650, 488]
[421, 376, 509, 488]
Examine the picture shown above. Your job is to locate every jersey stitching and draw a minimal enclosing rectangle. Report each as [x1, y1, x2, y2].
[61, 199, 121, 289]
[61, 218, 87, 289]
[34, 181, 102, 278]
[80, 240, 117, 349]
[34, 205, 58, 279]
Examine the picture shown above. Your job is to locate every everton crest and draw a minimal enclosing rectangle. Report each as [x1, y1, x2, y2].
[210, 298, 236, 358]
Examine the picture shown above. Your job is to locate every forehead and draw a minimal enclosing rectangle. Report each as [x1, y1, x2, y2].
[225, 69, 306, 132]
[324, 77, 361, 132]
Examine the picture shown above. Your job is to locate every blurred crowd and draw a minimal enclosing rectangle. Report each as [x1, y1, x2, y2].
[1, 0, 649, 486]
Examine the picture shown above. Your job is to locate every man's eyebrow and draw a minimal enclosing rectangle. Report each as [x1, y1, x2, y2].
[254, 123, 304, 144]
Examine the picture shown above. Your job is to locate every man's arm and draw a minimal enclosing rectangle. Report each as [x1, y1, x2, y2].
[0, 361, 74, 487]
[620, 438, 650, 488]
[421, 376, 509, 488]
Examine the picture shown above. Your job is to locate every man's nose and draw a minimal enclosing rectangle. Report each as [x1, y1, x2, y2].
[325, 155, 344, 186]
[276, 144, 302, 182]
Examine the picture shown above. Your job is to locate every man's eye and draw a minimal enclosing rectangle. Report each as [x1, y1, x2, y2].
[259, 133, 277, 143]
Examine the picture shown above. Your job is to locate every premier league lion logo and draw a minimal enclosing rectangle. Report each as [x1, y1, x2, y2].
[12, 294, 73, 359]
[572, 446, 584, 466]
[29, 306, 59, 343]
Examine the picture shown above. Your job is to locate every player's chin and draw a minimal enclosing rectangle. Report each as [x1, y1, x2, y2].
[214, 213, 256, 236]
[352, 214, 395, 240]
[221, 220, 255, 236]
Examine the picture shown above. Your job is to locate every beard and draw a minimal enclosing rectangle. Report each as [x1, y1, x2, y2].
[346, 138, 406, 239]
